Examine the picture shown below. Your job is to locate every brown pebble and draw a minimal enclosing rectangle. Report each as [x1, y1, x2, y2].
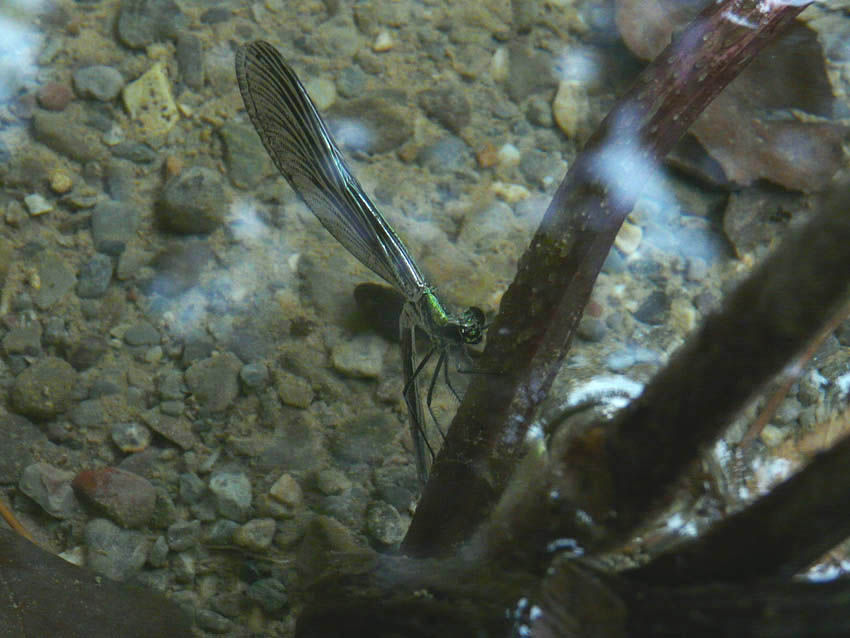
[164, 155, 183, 178]
[72, 467, 157, 528]
[37, 82, 74, 111]
[476, 142, 498, 168]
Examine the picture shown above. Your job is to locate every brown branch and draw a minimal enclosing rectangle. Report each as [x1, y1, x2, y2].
[0, 497, 35, 544]
[404, 0, 810, 557]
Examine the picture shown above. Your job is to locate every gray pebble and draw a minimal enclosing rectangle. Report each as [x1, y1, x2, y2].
[124, 321, 160, 346]
[91, 200, 139, 255]
[32, 110, 102, 162]
[219, 121, 268, 190]
[167, 519, 201, 551]
[104, 159, 136, 201]
[160, 400, 184, 416]
[273, 369, 314, 409]
[176, 32, 204, 90]
[116, 0, 185, 49]
[633, 290, 670, 325]
[418, 87, 470, 134]
[577, 317, 606, 342]
[336, 66, 368, 98]
[526, 94, 554, 127]
[233, 517, 276, 551]
[111, 141, 157, 164]
[156, 167, 229, 234]
[179, 472, 206, 504]
[185, 352, 241, 413]
[365, 501, 405, 546]
[149, 534, 169, 567]
[18, 462, 78, 518]
[159, 370, 185, 400]
[111, 421, 152, 453]
[239, 362, 268, 392]
[204, 519, 239, 545]
[315, 468, 352, 496]
[84, 518, 150, 582]
[330, 334, 387, 378]
[209, 470, 252, 521]
[11, 357, 77, 419]
[69, 398, 105, 427]
[419, 135, 471, 174]
[33, 252, 76, 310]
[76, 253, 113, 298]
[195, 609, 231, 634]
[519, 148, 559, 187]
[506, 46, 556, 103]
[246, 578, 288, 613]
[327, 97, 412, 154]
[3, 323, 42, 357]
[373, 465, 417, 512]
[73, 65, 124, 101]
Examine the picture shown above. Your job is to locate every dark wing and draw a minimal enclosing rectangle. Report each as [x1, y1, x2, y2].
[235, 40, 426, 297]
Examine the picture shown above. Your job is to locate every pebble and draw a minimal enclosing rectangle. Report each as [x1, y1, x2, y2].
[365, 501, 406, 546]
[304, 77, 337, 111]
[239, 362, 268, 392]
[330, 334, 387, 379]
[90, 200, 139, 255]
[48, 169, 73, 194]
[577, 317, 607, 342]
[18, 462, 78, 519]
[268, 474, 302, 508]
[176, 31, 204, 90]
[209, 470, 252, 521]
[246, 578, 288, 613]
[111, 141, 157, 164]
[124, 321, 160, 346]
[123, 62, 179, 138]
[553, 80, 591, 140]
[496, 143, 521, 169]
[273, 369, 314, 409]
[36, 82, 73, 111]
[615, 220, 643, 255]
[156, 166, 229, 234]
[72, 467, 157, 528]
[491, 181, 530, 203]
[84, 518, 150, 582]
[24, 193, 52, 215]
[336, 66, 368, 98]
[178, 471, 206, 504]
[76, 253, 114, 298]
[149, 535, 169, 567]
[111, 421, 152, 453]
[11, 356, 77, 419]
[233, 518, 276, 552]
[196, 609, 231, 634]
[73, 65, 124, 101]
[117, 0, 185, 49]
[373, 465, 417, 512]
[32, 252, 76, 309]
[419, 135, 470, 174]
[31, 110, 102, 163]
[185, 352, 241, 413]
[372, 30, 394, 52]
[173, 551, 195, 583]
[69, 398, 105, 427]
[506, 46, 554, 103]
[418, 87, 470, 134]
[204, 519, 239, 545]
[526, 95, 554, 127]
[633, 290, 670, 325]
[3, 323, 42, 357]
[167, 519, 201, 551]
[218, 121, 268, 190]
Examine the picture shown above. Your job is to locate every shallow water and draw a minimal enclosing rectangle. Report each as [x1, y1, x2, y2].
[1, 0, 849, 635]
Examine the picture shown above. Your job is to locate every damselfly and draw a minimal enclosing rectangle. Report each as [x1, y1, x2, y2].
[235, 41, 485, 483]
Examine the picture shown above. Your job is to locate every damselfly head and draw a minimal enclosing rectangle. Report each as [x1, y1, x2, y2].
[461, 306, 486, 344]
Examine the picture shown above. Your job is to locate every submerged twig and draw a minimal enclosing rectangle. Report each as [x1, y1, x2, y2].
[404, 0, 810, 557]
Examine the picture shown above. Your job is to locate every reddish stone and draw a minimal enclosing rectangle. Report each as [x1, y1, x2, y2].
[36, 82, 74, 112]
[72, 467, 157, 528]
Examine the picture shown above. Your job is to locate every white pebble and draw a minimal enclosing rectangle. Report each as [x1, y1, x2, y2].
[490, 46, 508, 81]
[492, 181, 530, 203]
[497, 143, 521, 169]
[373, 31, 394, 52]
[24, 193, 52, 215]
[304, 77, 336, 111]
[614, 220, 642, 255]
[552, 80, 591, 139]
